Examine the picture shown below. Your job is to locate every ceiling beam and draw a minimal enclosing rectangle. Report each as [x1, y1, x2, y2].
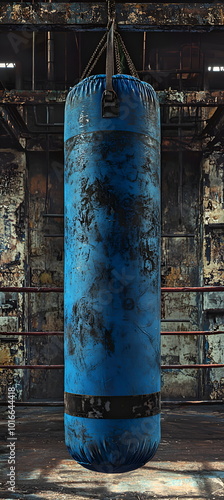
[0, 90, 224, 106]
[0, 106, 26, 149]
[0, 3, 224, 31]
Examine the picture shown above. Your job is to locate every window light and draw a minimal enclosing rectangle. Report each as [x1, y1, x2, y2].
[208, 66, 224, 72]
[0, 63, 16, 69]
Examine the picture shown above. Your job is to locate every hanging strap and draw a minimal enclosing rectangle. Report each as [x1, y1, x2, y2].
[105, 19, 115, 93]
[80, 0, 139, 118]
[102, 18, 119, 118]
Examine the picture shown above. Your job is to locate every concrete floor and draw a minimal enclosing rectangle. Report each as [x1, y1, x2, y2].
[0, 404, 224, 500]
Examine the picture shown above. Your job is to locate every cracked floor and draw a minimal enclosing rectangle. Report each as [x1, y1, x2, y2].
[0, 404, 224, 500]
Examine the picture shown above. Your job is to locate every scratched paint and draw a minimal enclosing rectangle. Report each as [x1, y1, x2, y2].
[161, 152, 201, 399]
[27, 152, 64, 400]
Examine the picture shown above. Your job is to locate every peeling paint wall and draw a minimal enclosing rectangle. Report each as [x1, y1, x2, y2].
[0, 138, 223, 402]
[1, 23, 224, 402]
[0, 150, 27, 400]
[161, 151, 202, 399]
[0, 149, 64, 401]
[201, 151, 224, 399]
[26, 151, 64, 400]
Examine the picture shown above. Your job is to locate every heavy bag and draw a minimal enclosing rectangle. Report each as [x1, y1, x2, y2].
[64, 74, 161, 473]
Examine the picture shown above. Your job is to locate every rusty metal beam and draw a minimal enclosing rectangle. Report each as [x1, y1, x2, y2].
[0, 400, 223, 406]
[161, 331, 224, 335]
[162, 137, 202, 151]
[0, 106, 26, 149]
[0, 90, 224, 107]
[1, 330, 223, 336]
[0, 331, 64, 335]
[1, 363, 224, 369]
[162, 364, 224, 369]
[0, 286, 63, 292]
[0, 401, 65, 406]
[0, 3, 224, 32]
[0, 90, 67, 105]
[0, 365, 64, 369]
[200, 105, 224, 149]
[1, 285, 224, 293]
[162, 286, 224, 292]
[159, 90, 224, 107]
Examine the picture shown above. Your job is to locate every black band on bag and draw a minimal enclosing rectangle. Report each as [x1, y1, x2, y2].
[64, 392, 161, 419]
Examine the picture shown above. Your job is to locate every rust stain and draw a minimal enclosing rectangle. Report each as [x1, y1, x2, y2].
[0, 346, 13, 365]
[164, 267, 183, 287]
[30, 173, 46, 195]
[39, 272, 53, 285]
[210, 378, 224, 400]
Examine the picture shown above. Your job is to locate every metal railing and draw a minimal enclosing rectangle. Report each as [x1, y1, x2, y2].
[1, 285, 224, 370]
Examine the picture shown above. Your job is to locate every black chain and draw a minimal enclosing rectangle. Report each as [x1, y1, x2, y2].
[80, 0, 139, 82]
[80, 32, 107, 81]
[114, 35, 122, 74]
[115, 31, 139, 79]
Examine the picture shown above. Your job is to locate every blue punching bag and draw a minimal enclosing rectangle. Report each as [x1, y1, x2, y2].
[64, 72, 161, 473]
